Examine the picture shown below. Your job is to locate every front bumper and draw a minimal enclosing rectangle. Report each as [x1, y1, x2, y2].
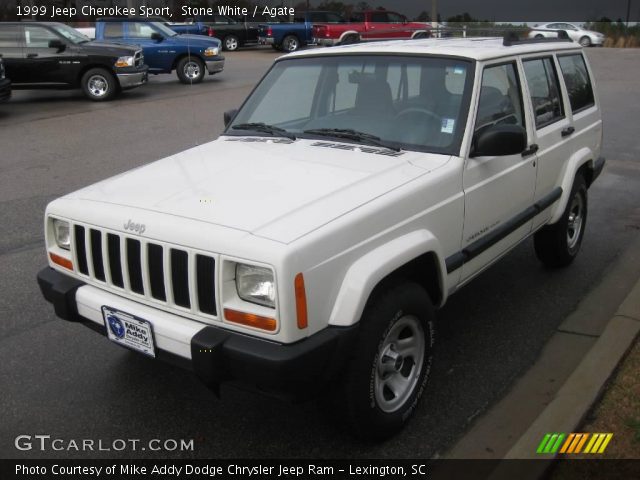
[205, 57, 225, 74]
[116, 65, 149, 90]
[0, 78, 11, 102]
[37, 267, 358, 400]
[258, 36, 275, 45]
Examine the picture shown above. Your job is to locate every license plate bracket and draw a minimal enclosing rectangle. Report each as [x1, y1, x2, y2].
[102, 306, 156, 358]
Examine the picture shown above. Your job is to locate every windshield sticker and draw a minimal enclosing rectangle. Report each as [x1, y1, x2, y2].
[453, 66, 466, 75]
[441, 118, 455, 134]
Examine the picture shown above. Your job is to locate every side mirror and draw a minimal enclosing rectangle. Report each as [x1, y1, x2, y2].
[48, 39, 66, 52]
[151, 32, 164, 42]
[471, 124, 527, 157]
[224, 109, 238, 127]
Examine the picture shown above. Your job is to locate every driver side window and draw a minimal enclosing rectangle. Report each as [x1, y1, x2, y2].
[475, 62, 524, 134]
[24, 26, 59, 49]
[129, 23, 156, 39]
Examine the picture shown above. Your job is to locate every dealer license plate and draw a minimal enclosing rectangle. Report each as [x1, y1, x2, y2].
[102, 307, 156, 358]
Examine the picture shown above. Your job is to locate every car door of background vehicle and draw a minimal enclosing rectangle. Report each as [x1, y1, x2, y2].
[0, 24, 25, 83]
[520, 55, 574, 230]
[22, 25, 70, 86]
[460, 60, 536, 283]
[126, 23, 172, 73]
[364, 11, 390, 40]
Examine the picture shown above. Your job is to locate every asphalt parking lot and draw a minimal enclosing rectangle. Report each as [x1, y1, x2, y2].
[1, 47, 640, 459]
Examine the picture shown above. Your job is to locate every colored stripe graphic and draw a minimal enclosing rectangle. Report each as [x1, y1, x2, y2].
[537, 433, 613, 454]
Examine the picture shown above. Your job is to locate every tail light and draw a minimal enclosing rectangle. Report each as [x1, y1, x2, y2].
[267, 26, 273, 36]
[208, 27, 215, 37]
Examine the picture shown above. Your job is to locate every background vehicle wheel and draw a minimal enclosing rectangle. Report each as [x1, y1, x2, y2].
[223, 35, 239, 51]
[339, 281, 435, 440]
[579, 36, 592, 47]
[341, 34, 359, 45]
[281, 35, 300, 52]
[176, 56, 205, 84]
[535, 34, 544, 39]
[271, 44, 281, 51]
[81, 68, 116, 102]
[534, 174, 588, 268]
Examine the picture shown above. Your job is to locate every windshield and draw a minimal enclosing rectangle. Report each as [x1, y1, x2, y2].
[227, 55, 473, 154]
[51, 24, 90, 44]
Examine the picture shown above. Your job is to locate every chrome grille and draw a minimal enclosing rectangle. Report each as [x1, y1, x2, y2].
[134, 50, 144, 67]
[73, 224, 217, 317]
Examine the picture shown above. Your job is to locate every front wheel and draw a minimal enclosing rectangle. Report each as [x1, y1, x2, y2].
[281, 35, 300, 52]
[176, 56, 205, 84]
[579, 36, 592, 47]
[534, 174, 588, 268]
[339, 282, 435, 440]
[223, 35, 239, 51]
[81, 68, 116, 101]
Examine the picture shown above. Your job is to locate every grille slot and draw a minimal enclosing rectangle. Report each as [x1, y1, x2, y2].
[71, 224, 217, 318]
[90, 229, 105, 281]
[126, 238, 144, 294]
[147, 243, 166, 301]
[171, 249, 190, 308]
[107, 234, 124, 288]
[196, 255, 216, 315]
[74, 225, 88, 275]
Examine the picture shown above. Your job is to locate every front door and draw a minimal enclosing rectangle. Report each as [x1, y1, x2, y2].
[461, 60, 537, 282]
[22, 25, 71, 86]
[0, 24, 25, 83]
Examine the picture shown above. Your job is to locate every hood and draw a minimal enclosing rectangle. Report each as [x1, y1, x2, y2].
[83, 40, 140, 56]
[66, 138, 449, 244]
[174, 34, 221, 47]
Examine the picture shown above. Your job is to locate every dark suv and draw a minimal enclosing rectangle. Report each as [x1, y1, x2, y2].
[0, 22, 148, 101]
[0, 58, 11, 102]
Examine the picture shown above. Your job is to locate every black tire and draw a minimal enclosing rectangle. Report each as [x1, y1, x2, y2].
[535, 34, 544, 39]
[223, 35, 240, 51]
[281, 35, 300, 52]
[81, 68, 117, 102]
[271, 44, 281, 51]
[339, 281, 435, 440]
[341, 34, 359, 45]
[176, 56, 205, 84]
[579, 36, 592, 47]
[534, 174, 588, 268]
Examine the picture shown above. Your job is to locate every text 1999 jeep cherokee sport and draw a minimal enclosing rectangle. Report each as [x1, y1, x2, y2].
[38, 34, 604, 440]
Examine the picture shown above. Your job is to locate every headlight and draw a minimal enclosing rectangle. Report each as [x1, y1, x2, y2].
[235, 264, 275, 308]
[204, 46, 219, 57]
[53, 219, 70, 250]
[115, 56, 135, 68]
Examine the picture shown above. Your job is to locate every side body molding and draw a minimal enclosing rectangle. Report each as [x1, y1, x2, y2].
[328, 230, 446, 327]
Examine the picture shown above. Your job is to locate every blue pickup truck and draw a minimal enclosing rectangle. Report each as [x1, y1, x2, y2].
[257, 11, 345, 52]
[94, 19, 224, 84]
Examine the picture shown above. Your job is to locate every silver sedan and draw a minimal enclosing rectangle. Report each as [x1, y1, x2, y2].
[528, 23, 605, 47]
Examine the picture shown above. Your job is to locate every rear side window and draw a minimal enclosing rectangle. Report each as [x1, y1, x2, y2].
[103, 23, 124, 38]
[558, 54, 595, 113]
[523, 57, 564, 128]
[0, 25, 22, 48]
[475, 62, 524, 133]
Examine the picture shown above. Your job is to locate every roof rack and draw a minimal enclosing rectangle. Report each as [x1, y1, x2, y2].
[503, 30, 572, 46]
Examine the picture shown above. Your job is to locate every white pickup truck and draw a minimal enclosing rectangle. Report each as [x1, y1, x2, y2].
[38, 33, 604, 440]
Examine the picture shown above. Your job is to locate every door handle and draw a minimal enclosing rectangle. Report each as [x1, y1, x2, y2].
[27, 53, 38, 58]
[561, 126, 575, 137]
[522, 144, 539, 158]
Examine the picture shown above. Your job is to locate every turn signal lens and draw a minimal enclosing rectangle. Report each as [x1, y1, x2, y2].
[224, 308, 276, 332]
[294, 273, 308, 329]
[50, 252, 73, 270]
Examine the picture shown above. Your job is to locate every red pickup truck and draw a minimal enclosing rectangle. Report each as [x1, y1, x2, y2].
[313, 10, 430, 46]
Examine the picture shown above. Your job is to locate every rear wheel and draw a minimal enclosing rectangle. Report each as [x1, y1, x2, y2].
[176, 56, 205, 84]
[81, 68, 116, 102]
[339, 281, 435, 440]
[341, 34, 359, 45]
[223, 35, 240, 51]
[281, 35, 300, 52]
[534, 174, 588, 268]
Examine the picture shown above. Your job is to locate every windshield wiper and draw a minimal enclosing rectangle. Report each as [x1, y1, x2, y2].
[302, 128, 401, 152]
[232, 123, 296, 140]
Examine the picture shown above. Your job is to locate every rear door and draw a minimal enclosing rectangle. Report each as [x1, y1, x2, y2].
[461, 60, 537, 282]
[520, 55, 574, 229]
[0, 24, 24, 83]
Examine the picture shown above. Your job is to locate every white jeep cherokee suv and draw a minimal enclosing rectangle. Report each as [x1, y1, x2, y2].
[38, 34, 604, 440]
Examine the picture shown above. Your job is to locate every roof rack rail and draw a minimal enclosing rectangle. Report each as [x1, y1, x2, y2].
[503, 30, 572, 46]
